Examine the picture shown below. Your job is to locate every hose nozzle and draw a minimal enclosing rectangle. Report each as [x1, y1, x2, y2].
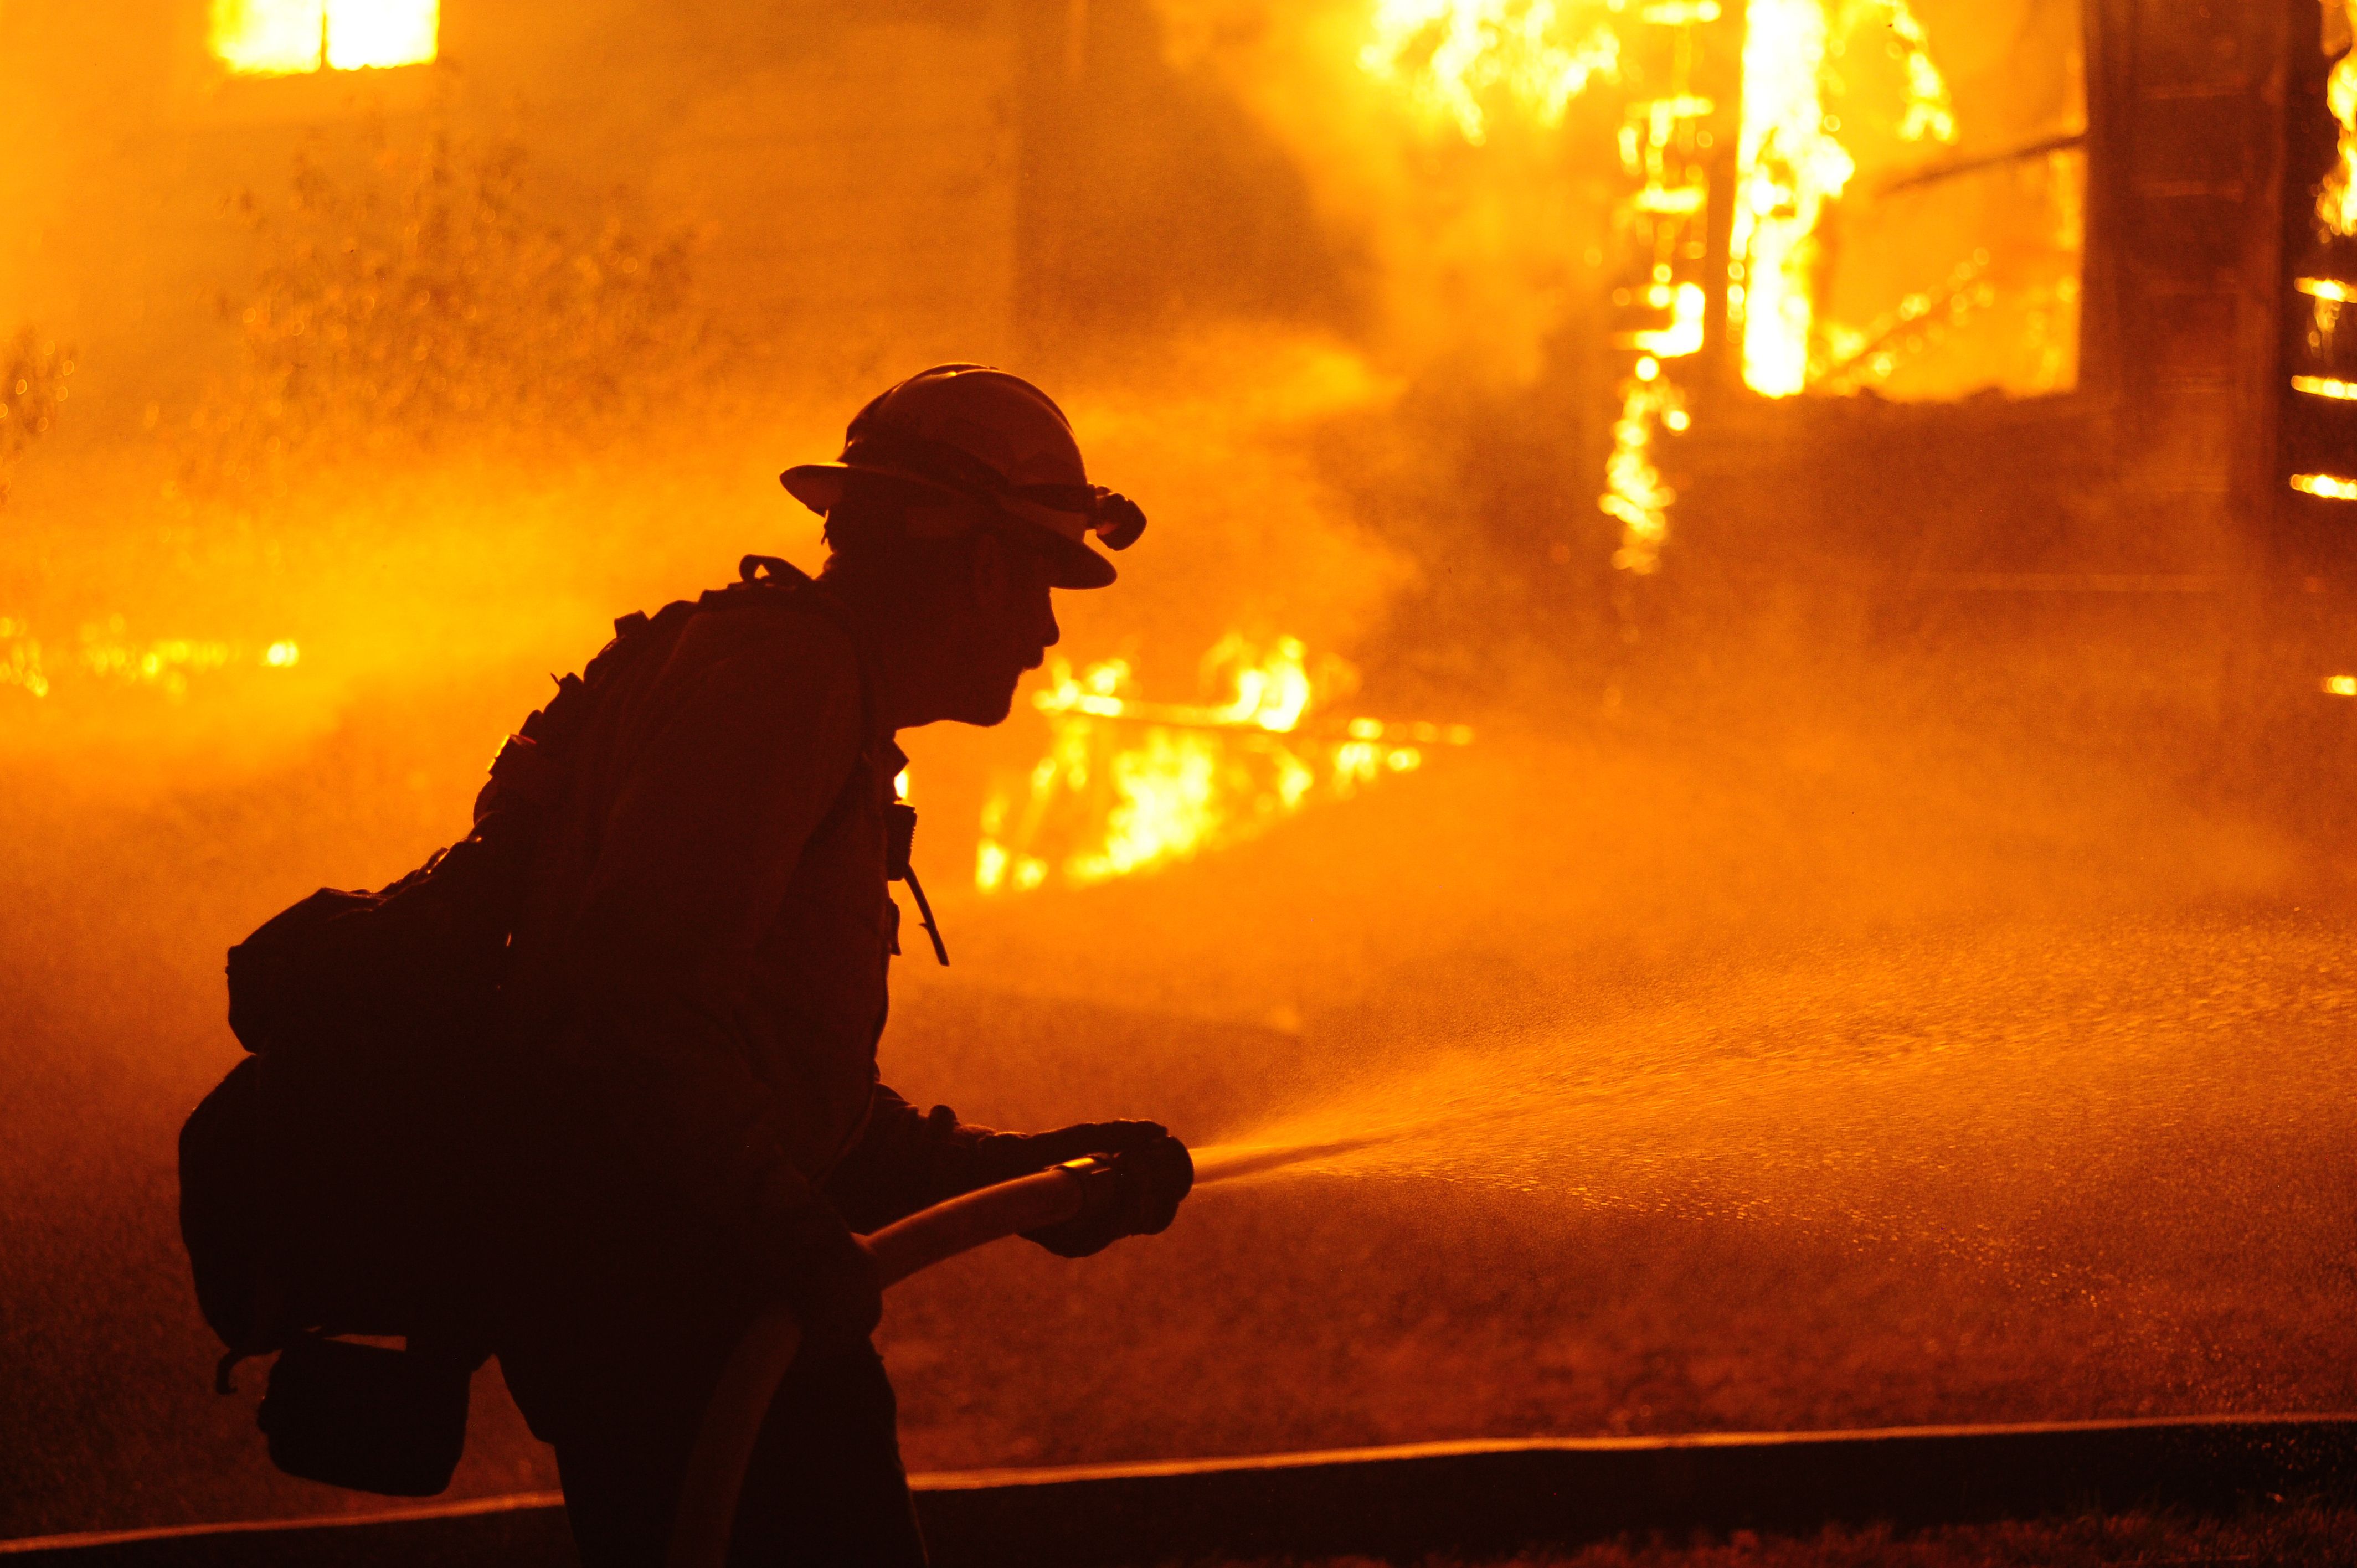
[1026, 1141, 1192, 1257]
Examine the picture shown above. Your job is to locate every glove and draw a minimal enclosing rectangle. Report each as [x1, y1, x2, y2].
[970, 1119, 1173, 1188]
[1022, 1134, 1194, 1259]
[765, 1194, 882, 1342]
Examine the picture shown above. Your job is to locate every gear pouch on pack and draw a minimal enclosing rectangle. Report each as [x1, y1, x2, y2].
[258, 1336, 472, 1496]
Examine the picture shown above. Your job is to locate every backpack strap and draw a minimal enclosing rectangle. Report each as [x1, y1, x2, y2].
[728, 555, 950, 966]
[472, 601, 697, 827]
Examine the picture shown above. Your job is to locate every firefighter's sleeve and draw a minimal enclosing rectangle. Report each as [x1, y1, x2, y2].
[563, 613, 868, 1300]
[822, 1086, 997, 1232]
[822, 1085, 1177, 1232]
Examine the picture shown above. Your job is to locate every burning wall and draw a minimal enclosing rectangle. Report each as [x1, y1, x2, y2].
[1159, 0, 2086, 580]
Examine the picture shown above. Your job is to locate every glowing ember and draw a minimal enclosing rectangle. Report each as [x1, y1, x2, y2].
[210, 0, 439, 76]
[2294, 374, 2357, 402]
[2323, 675, 2357, 697]
[1359, 0, 1621, 145]
[1818, 251, 1996, 391]
[976, 636, 1471, 893]
[1597, 6, 1722, 573]
[0, 617, 301, 701]
[2292, 473, 2357, 501]
[0, 618, 50, 700]
[1601, 360, 1684, 575]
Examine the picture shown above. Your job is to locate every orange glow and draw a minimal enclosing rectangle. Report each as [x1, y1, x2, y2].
[2322, 4, 2357, 236]
[1601, 368, 1684, 575]
[2293, 374, 2357, 401]
[1730, 0, 1857, 396]
[0, 616, 301, 702]
[2292, 473, 2357, 501]
[1597, 7, 1720, 571]
[1730, 0, 1958, 394]
[1731, 1, 2081, 404]
[0, 617, 49, 700]
[210, 0, 439, 76]
[1360, 0, 1620, 145]
[2323, 675, 2357, 697]
[975, 637, 1471, 894]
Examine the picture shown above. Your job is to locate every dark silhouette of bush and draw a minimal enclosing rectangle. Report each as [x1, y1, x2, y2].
[185, 127, 712, 492]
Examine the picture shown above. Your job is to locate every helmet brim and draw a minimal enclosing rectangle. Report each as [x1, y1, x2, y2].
[781, 462, 1118, 590]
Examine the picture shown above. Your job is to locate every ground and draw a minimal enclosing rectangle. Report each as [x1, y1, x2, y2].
[1201, 1503, 2357, 1565]
[5, 415, 2354, 1543]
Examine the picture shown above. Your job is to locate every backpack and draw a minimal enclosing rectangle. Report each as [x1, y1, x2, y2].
[177, 558, 825, 1494]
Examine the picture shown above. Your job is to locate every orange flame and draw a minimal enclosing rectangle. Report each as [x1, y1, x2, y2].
[976, 636, 1470, 893]
[1601, 358, 1685, 575]
[1731, 0, 1956, 396]
[2324, 4, 2357, 237]
[1360, 0, 1621, 145]
[0, 615, 300, 702]
[210, 0, 438, 76]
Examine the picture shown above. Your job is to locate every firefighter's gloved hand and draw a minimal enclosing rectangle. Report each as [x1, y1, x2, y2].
[1023, 1135, 1194, 1259]
[766, 1198, 882, 1341]
[971, 1120, 1171, 1185]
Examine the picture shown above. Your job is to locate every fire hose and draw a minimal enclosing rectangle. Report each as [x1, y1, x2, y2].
[662, 1156, 1129, 1568]
[662, 1139, 1351, 1568]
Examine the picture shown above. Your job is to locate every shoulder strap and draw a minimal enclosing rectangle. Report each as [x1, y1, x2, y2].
[717, 555, 880, 742]
[472, 599, 697, 826]
[728, 557, 949, 967]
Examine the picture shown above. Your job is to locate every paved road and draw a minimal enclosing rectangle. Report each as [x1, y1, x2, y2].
[6, 674, 2351, 1540]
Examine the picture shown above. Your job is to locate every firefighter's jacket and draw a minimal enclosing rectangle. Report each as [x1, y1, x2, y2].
[494, 579, 989, 1321]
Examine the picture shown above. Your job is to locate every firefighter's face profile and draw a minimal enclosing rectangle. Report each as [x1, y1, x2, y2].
[951, 525, 1060, 725]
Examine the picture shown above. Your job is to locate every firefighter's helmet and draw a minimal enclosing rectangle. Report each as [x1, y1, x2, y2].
[781, 364, 1144, 590]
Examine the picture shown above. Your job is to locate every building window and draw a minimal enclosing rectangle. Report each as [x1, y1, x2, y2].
[210, 0, 439, 76]
[1732, 0, 2087, 402]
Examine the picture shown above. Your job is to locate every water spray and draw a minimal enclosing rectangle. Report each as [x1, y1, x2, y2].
[1187, 1132, 1413, 1185]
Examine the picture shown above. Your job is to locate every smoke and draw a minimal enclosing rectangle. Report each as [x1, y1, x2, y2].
[1156, 0, 1620, 386]
[6, 0, 2353, 1544]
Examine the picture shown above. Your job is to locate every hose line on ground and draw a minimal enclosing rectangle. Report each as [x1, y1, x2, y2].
[663, 1164, 1098, 1568]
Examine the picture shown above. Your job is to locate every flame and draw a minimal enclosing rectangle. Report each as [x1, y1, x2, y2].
[2323, 675, 2357, 697]
[0, 616, 300, 702]
[1730, 0, 1852, 396]
[1594, 6, 1721, 572]
[2323, 5, 2357, 237]
[323, 0, 439, 71]
[1880, 0, 1958, 146]
[1601, 358, 1684, 575]
[976, 636, 1471, 893]
[2292, 473, 2357, 501]
[1818, 250, 1995, 390]
[1360, 0, 1621, 145]
[1, 618, 50, 700]
[210, 1, 438, 76]
[1731, 0, 1957, 396]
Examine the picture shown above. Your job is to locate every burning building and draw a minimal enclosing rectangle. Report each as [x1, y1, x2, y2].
[13, 1, 2357, 1554]
[2, 4, 2334, 594]
[6, 0, 2354, 879]
[5, 1, 2355, 862]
